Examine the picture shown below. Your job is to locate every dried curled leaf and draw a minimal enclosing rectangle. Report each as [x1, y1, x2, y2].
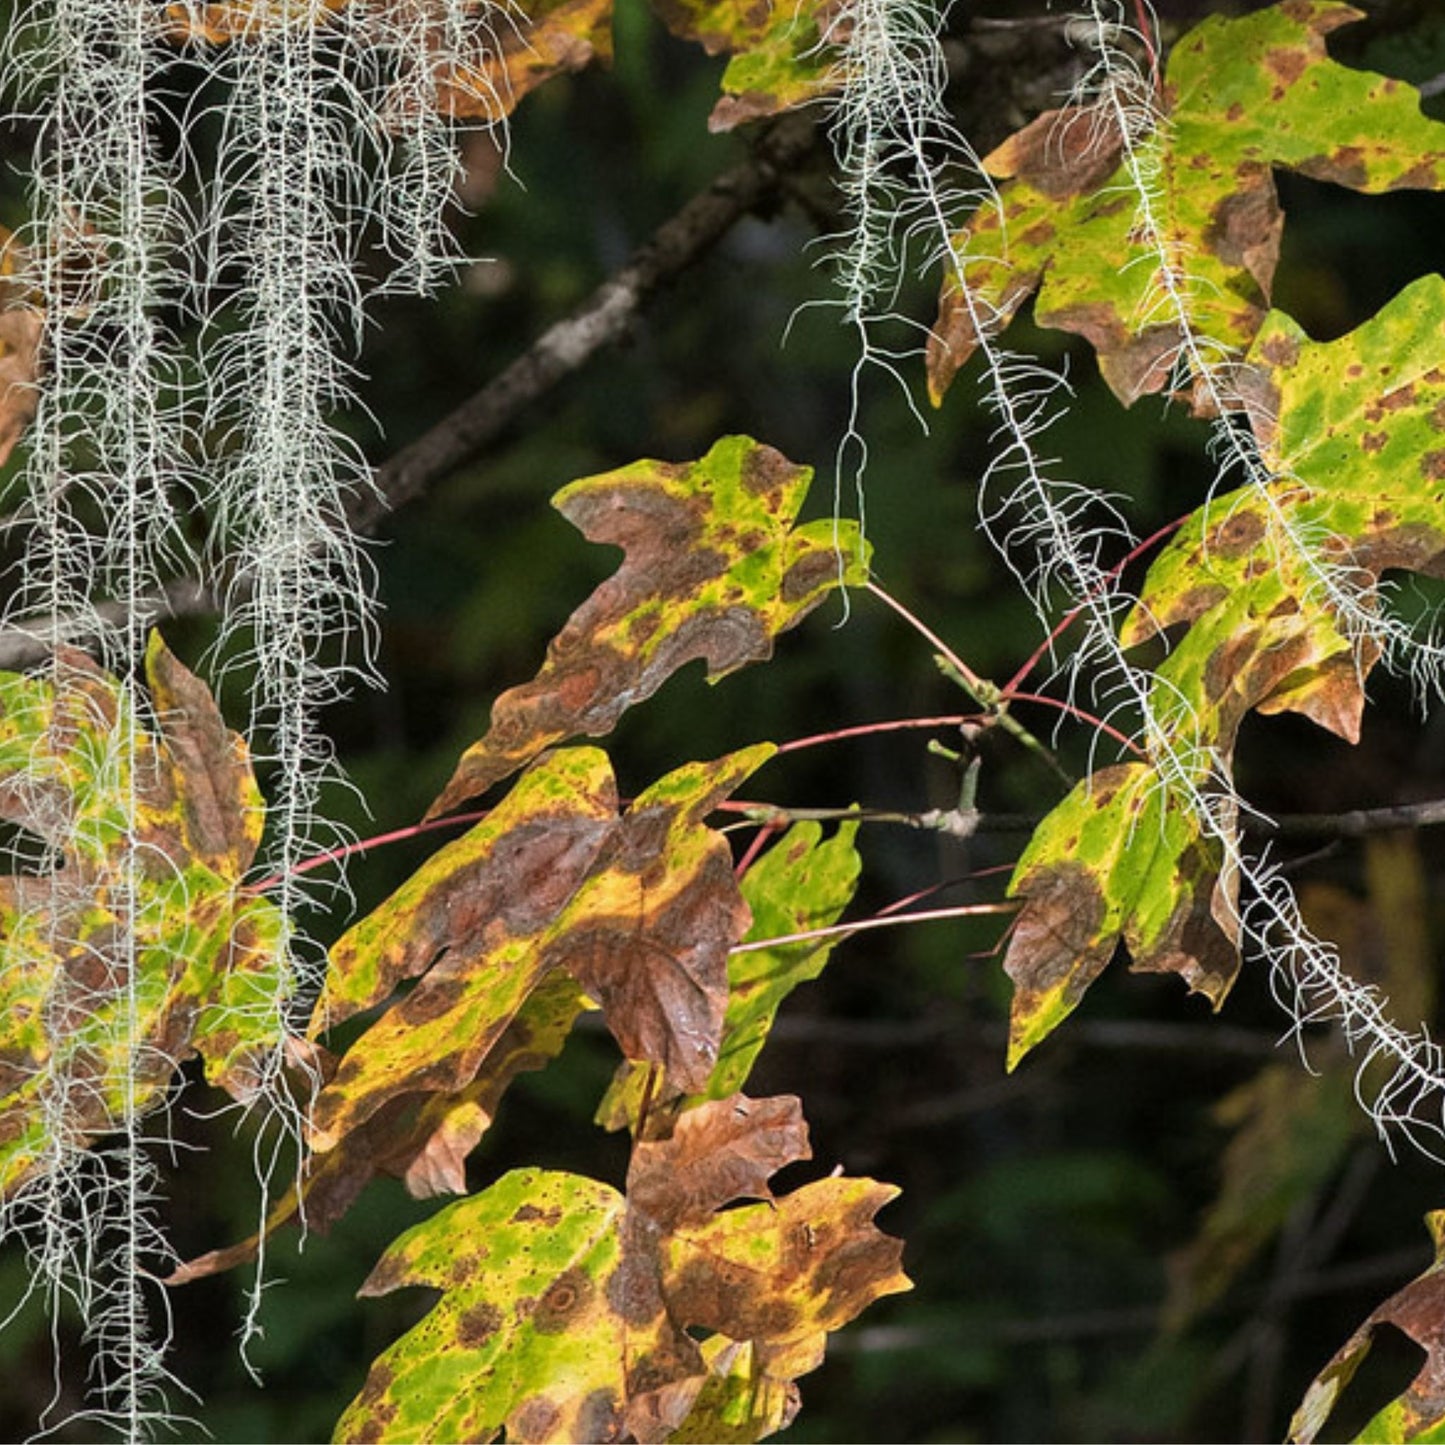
[0, 637, 286, 1195]
[432, 0, 614, 122]
[1290, 1211, 1445, 1443]
[335, 1095, 908, 1444]
[598, 819, 861, 1132]
[0, 226, 41, 468]
[309, 745, 770, 1152]
[428, 436, 869, 816]
[929, 2, 1445, 406]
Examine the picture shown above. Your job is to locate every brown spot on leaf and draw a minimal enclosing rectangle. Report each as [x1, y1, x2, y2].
[1258, 331, 1301, 370]
[1207, 509, 1266, 558]
[1425, 451, 1445, 481]
[457, 1301, 503, 1347]
[1390, 160, 1442, 191]
[1264, 45, 1307, 87]
[984, 103, 1124, 199]
[1205, 169, 1281, 296]
[533, 1266, 594, 1333]
[513, 1395, 563, 1440]
[1361, 431, 1387, 454]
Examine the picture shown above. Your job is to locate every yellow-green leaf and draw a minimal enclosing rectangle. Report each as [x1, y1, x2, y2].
[0, 638, 286, 1195]
[929, 2, 1445, 406]
[311, 745, 770, 1151]
[428, 436, 868, 815]
[1003, 763, 1238, 1068]
[649, 0, 840, 131]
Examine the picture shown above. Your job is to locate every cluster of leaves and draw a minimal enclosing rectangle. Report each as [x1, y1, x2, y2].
[2, 439, 906, 1441]
[5, 0, 1445, 1440]
[164, 0, 837, 133]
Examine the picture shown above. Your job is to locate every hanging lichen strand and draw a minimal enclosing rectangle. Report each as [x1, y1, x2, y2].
[202, 8, 378, 951]
[2, 0, 193, 1435]
[0, 0, 492, 1431]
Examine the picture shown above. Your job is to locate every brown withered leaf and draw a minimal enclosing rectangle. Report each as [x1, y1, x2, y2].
[308, 745, 768, 1153]
[628, 1093, 809, 1230]
[432, 0, 613, 122]
[428, 436, 867, 816]
[1290, 1211, 1445, 1443]
[0, 227, 40, 468]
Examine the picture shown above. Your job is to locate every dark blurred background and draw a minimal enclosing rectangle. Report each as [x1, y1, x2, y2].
[3, 0, 1445, 1439]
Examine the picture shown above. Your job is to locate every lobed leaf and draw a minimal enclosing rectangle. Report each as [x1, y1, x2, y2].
[1290, 1212, 1445, 1443]
[928, 2, 1445, 407]
[1006, 278, 1445, 1063]
[1124, 273, 1445, 745]
[337, 1095, 907, 1444]
[597, 819, 861, 1131]
[428, 436, 869, 816]
[0, 637, 287, 1195]
[310, 745, 770, 1152]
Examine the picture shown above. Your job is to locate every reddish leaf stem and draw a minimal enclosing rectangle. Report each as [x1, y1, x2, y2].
[1000, 514, 1186, 698]
[865, 580, 986, 693]
[1004, 693, 1143, 757]
[776, 714, 985, 755]
[247, 809, 490, 892]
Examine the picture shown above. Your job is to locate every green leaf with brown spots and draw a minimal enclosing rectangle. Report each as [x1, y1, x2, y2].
[1123, 273, 1445, 748]
[1289, 1211, 1445, 1443]
[0, 637, 286, 1196]
[648, 0, 841, 131]
[336, 1096, 907, 1445]
[310, 745, 770, 1153]
[1005, 276, 1445, 1064]
[928, 1, 1445, 407]
[1003, 763, 1239, 1069]
[428, 436, 869, 817]
[334, 1167, 644, 1445]
[597, 819, 861, 1133]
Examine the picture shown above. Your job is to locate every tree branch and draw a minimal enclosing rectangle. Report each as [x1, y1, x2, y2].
[0, 114, 820, 671]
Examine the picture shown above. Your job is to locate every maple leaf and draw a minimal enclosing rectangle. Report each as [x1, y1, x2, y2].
[1003, 276, 1445, 1065]
[597, 819, 861, 1132]
[431, 0, 614, 123]
[928, 1, 1445, 407]
[0, 637, 287, 1195]
[1290, 1211, 1445, 1443]
[428, 436, 869, 817]
[1124, 272, 1445, 743]
[335, 1095, 908, 1445]
[650, 0, 841, 132]
[0, 226, 40, 468]
[309, 744, 769, 1152]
